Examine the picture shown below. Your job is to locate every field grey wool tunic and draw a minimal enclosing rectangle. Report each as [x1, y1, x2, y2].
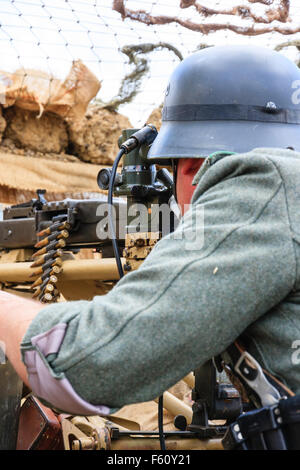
[20, 148, 300, 416]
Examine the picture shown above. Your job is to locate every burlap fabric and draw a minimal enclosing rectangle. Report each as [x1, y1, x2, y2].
[0, 151, 107, 204]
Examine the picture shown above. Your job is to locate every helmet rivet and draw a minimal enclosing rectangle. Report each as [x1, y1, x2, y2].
[265, 101, 277, 112]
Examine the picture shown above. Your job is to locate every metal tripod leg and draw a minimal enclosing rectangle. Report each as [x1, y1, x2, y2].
[0, 358, 23, 450]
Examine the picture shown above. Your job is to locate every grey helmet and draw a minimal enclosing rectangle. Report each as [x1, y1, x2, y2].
[148, 45, 300, 161]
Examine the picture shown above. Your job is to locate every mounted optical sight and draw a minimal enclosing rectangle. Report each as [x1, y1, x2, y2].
[97, 125, 173, 204]
[97, 124, 177, 278]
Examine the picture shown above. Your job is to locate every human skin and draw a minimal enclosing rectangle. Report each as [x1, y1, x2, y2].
[0, 158, 204, 386]
[0, 291, 43, 386]
[175, 157, 204, 214]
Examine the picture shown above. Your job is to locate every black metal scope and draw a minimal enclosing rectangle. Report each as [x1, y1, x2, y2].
[97, 127, 173, 202]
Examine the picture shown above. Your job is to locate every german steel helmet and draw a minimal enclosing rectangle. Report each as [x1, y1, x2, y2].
[148, 45, 300, 161]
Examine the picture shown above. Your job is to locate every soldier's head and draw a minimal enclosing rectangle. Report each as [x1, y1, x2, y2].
[148, 44, 300, 213]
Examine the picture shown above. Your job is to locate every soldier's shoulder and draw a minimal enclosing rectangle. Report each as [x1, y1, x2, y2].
[193, 147, 300, 187]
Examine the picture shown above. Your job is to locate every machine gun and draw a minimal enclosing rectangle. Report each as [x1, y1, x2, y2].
[0, 125, 243, 451]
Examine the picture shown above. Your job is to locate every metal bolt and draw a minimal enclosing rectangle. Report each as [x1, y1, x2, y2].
[265, 101, 278, 112]
[267, 101, 276, 108]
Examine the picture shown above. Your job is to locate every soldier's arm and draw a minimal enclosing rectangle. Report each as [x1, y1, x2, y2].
[0, 292, 44, 387]
[4, 151, 298, 415]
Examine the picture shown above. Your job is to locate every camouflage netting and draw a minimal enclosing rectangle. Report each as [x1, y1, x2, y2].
[113, 0, 295, 36]
[0, 39, 188, 166]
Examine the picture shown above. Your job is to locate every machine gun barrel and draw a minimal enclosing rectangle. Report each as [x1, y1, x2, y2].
[0, 258, 124, 283]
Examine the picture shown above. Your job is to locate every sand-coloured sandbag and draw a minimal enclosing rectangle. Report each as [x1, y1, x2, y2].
[0, 60, 101, 121]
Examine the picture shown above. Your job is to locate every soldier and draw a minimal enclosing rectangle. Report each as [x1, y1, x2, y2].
[0, 45, 300, 445]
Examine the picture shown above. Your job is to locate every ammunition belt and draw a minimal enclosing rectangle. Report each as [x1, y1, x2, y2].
[30, 216, 72, 303]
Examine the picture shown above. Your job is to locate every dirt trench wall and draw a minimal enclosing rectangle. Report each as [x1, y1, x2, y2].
[0, 108, 6, 137]
[147, 105, 162, 131]
[0, 104, 132, 165]
[0, 102, 164, 167]
[3, 107, 69, 154]
[67, 105, 132, 165]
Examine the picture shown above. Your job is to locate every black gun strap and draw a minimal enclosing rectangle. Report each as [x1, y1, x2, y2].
[220, 341, 294, 409]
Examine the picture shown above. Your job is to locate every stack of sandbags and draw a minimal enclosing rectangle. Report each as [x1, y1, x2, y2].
[0, 60, 100, 121]
[0, 61, 132, 165]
